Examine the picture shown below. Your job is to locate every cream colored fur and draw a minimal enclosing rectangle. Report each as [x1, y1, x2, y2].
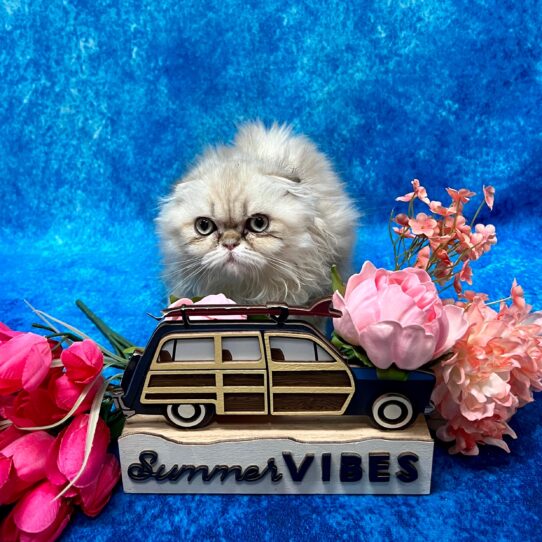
[156, 121, 359, 305]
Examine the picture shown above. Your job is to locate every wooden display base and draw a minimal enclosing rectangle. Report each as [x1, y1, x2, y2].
[119, 415, 434, 495]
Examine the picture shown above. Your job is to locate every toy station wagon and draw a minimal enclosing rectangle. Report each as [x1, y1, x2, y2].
[119, 299, 435, 431]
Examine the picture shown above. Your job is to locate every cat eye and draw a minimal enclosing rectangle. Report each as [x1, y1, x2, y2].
[194, 217, 217, 236]
[246, 214, 269, 233]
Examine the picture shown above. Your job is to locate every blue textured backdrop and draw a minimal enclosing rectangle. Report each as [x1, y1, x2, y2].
[1, 1, 542, 541]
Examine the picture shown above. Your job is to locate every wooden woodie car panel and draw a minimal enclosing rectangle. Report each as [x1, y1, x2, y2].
[141, 369, 268, 415]
[136, 325, 354, 416]
[264, 331, 355, 415]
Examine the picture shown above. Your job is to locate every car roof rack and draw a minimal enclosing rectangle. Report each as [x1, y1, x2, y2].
[155, 296, 342, 326]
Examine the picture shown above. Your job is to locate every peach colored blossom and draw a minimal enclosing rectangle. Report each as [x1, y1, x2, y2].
[392, 226, 415, 238]
[432, 281, 542, 454]
[429, 200, 456, 217]
[395, 179, 430, 204]
[414, 246, 430, 270]
[483, 185, 495, 210]
[446, 188, 476, 205]
[408, 213, 438, 237]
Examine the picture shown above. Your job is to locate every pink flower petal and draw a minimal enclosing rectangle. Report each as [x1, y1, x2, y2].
[0, 333, 52, 394]
[166, 294, 247, 321]
[0, 455, 12, 487]
[78, 453, 121, 517]
[377, 284, 427, 327]
[433, 305, 469, 358]
[483, 185, 495, 210]
[52, 374, 103, 413]
[359, 321, 437, 370]
[61, 340, 103, 385]
[13, 481, 62, 533]
[331, 293, 361, 345]
[344, 261, 377, 300]
[58, 414, 110, 488]
[0, 507, 20, 542]
[2, 431, 54, 483]
[45, 430, 67, 486]
[0, 426, 26, 450]
[0, 322, 21, 344]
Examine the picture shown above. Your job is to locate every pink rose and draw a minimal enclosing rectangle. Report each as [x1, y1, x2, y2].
[333, 261, 468, 370]
[166, 293, 247, 321]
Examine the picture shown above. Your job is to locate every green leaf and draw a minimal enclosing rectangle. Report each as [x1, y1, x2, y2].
[168, 294, 180, 304]
[122, 346, 144, 356]
[75, 300, 135, 358]
[376, 367, 409, 381]
[330, 265, 346, 296]
[331, 333, 373, 367]
[108, 411, 126, 442]
[191, 296, 204, 302]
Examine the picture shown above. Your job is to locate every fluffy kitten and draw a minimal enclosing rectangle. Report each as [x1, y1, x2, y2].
[156, 122, 359, 306]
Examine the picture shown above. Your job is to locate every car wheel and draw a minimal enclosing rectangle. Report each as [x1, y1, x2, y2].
[165, 403, 215, 429]
[371, 393, 414, 430]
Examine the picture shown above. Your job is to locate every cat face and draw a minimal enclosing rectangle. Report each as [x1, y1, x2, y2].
[157, 160, 316, 299]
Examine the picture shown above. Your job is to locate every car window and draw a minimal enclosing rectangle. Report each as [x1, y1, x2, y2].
[157, 337, 215, 362]
[269, 337, 334, 362]
[222, 336, 261, 361]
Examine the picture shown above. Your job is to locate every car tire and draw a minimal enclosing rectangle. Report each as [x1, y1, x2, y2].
[165, 403, 215, 429]
[370, 393, 414, 430]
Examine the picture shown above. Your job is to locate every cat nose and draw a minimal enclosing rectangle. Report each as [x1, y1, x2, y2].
[223, 241, 239, 251]
[221, 231, 241, 250]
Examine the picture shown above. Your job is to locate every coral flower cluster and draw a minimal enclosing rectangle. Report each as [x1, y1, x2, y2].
[0, 325, 120, 541]
[431, 285, 542, 455]
[392, 180, 497, 294]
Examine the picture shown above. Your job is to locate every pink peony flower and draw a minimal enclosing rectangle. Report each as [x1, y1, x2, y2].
[166, 293, 247, 321]
[333, 261, 468, 370]
[60, 339, 103, 385]
[0, 332, 52, 394]
[432, 282, 542, 454]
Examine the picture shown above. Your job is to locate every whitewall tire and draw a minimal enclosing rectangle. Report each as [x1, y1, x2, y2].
[371, 393, 414, 430]
[165, 403, 214, 429]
